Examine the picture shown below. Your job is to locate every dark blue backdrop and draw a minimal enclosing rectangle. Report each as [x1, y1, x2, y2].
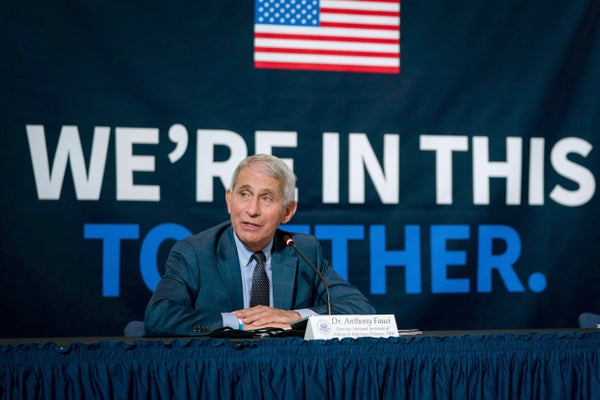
[1, 0, 598, 337]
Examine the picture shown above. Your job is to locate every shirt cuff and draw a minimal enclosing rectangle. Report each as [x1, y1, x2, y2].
[294, 308, 319, 319]
[221, 312, 241, 329]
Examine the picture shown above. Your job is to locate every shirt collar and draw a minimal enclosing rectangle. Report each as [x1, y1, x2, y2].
[232, 231, 273, 267]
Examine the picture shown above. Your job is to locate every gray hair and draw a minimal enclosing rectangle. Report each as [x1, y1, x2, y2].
[230, 154, 297, 205]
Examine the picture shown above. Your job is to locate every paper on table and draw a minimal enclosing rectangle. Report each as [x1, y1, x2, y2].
[397, 329, 422, 336]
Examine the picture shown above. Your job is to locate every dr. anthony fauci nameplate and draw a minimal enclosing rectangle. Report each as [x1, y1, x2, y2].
[304, 314, 399, 340]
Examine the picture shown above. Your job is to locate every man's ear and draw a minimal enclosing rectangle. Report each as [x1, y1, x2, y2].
[281, 201, 297, 224]
[225, 189, 232, 214]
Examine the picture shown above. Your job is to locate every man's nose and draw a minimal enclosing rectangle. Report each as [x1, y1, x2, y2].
[246, 198, 260, 215]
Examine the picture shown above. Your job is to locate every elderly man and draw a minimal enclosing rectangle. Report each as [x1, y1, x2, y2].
[145, 154, 375, 336]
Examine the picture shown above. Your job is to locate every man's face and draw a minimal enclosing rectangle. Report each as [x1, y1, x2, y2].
[226, 165, 297, 251]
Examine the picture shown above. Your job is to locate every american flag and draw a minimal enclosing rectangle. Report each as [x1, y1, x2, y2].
[254, 0, 401, 74]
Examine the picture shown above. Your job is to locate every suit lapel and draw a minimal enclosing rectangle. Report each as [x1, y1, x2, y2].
[271, 245, 298, 310]
[216, 226, 244, 310]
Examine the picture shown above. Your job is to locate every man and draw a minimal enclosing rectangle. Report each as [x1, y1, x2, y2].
[144, 154, 375, 336]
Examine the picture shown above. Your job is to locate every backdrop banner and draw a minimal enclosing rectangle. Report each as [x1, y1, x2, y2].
[1, 0, 598, 337]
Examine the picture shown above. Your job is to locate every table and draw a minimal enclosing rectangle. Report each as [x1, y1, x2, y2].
[1, 330, 599, 399]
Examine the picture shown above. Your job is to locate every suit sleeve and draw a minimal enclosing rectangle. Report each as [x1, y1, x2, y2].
[144, 239, 223, 336]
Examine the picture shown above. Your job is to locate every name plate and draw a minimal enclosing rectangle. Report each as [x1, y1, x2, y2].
[304, 314, 399, 340]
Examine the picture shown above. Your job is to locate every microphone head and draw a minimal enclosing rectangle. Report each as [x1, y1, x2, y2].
[283, 233, 294, 246]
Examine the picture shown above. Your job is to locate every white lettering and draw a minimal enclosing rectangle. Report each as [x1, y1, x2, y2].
[420, 135, 469, 205]
[322, 132, 340, 204]
[549, 137, 595, 206]
[349, 133, 399, 204]
[115, 127, 160, 201]
[196, 129, 247, 202]
[473, 136, 523, 205]
[528, 138, 545, 205]
[27, 125, 110, 200]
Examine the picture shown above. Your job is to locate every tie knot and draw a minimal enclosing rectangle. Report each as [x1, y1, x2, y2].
[252, 251, 266, 264]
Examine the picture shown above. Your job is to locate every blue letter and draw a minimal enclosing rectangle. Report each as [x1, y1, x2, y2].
[477, 225, 524, 292]
[370, 225, 421, 294]
[431, 225, 470, 293]
[84, 224, 139, 297]
[315, 225, 364, 280]
[140, 223, 192, 291]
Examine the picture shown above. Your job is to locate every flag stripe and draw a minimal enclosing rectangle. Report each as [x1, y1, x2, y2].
[255, 32, 399, 44]
[255, 52, 399, 67]
[255, 38, 399, 53]
[255, 46, 399, 58]
[320, 13, 399, 26]
[321, 0, 400, 12]
[255, 61, 399, 74]
[321, 7, 399, 17]
[255, 25, 400, 40]
[320, 22, 399, 30]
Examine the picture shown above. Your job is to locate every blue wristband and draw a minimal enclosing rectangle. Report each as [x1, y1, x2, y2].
[238, 319, 244, 330]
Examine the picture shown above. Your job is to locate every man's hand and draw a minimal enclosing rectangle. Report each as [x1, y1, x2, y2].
[233, 306, 301, 330]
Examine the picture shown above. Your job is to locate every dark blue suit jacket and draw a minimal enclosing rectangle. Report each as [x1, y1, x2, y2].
[144, 221, 375, 336]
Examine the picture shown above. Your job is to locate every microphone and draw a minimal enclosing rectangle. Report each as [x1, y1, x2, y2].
[283, 234, 332, 316]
